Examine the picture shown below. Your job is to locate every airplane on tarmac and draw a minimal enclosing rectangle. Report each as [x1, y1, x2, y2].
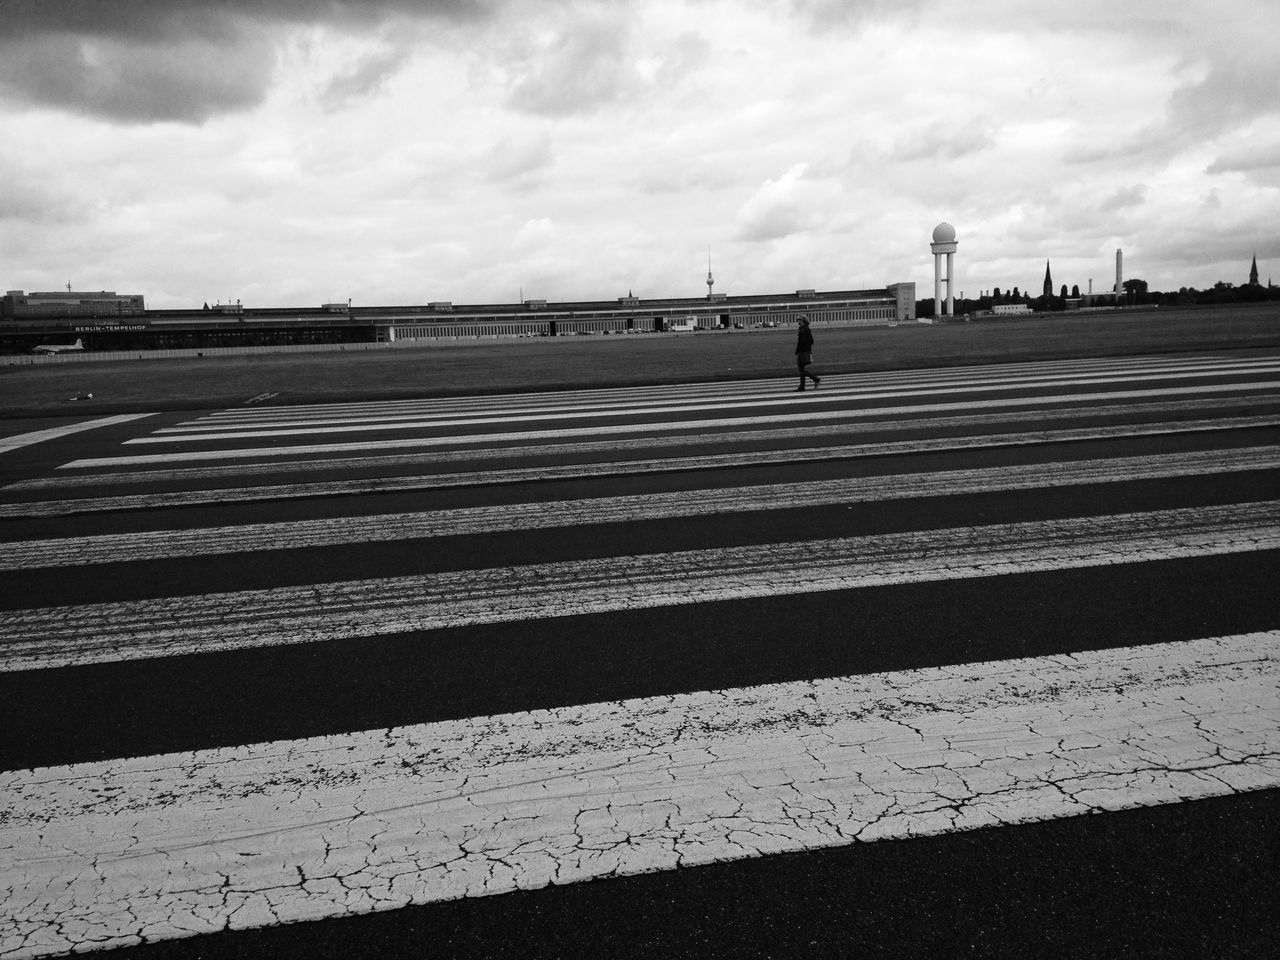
[32, 339, 85, 354]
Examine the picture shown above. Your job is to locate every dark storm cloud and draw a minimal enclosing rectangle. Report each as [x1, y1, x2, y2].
[0, 0, 500, 123]
[0, 0, 495, 37]
[0, 29, 275, 123]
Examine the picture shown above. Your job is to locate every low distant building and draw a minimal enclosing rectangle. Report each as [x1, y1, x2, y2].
[2, 290, 145, 319]
[0, 282, 919, 353]
[382, 284, 917, 341]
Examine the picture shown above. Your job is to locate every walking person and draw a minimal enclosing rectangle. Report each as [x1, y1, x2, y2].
[794, 316, 820, 391]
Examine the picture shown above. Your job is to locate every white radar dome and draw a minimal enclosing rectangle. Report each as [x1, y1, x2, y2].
[932, 222, 957, 243]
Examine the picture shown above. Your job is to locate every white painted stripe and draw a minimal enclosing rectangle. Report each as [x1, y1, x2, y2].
[185, 354, 1280, 423]
[6, 420, 1278, 519]
[66, 381, 1280, 465]
[3, 502, 1276, 672]
[5, 447, 1278, 570]
[0, 415, 152, 455]
[137, 367, 1280, 442]
[3, 632, 1276, 958]
[39, 400, 1280, 479]
[158, 358, 1280, 433]
[178, 359, 1141, 420]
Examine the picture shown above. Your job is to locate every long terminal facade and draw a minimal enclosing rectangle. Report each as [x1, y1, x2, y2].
[0, 284, 917, 355]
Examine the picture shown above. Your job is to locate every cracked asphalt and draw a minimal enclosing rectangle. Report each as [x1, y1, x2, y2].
[1, 354, 1278, 958]
[4, 633, 1277, 957]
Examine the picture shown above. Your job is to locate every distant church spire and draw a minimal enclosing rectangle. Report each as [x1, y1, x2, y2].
[1043, 259, 1053, 298]
[1250, 253, 1260, 287]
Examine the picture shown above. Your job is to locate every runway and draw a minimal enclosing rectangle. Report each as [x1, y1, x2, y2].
[1, 352, 1277, 958]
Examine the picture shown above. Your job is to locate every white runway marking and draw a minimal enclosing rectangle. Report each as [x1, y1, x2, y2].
[5, 416, 1277, 519]
[0, 415, 152, 455]
[96, 381, 1280, 463]
[186, 354, 1280, 425]
[4, 501, 1277, 672]
[128, 372, 1280, 443]
[185, 352, 1267, 414]
[22, 399, 1277, 485]
[3, 632, 1276, 959]
[52, 395, 1280, 474]
[4, 446, 1277, 569]
[150, 358, 1280, 435]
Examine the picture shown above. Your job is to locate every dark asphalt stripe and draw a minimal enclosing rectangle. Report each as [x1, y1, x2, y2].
[4, 552, 1276, 771]
[137, 364, 1280, 441]
[0, 415, 154, 454]
[5, 501, 1276, 672]
[176, 356, 1280, 428]
[6, 447, 1277, 569]
[7, 417, 1280, 518]
[29, 398, 1280, 485]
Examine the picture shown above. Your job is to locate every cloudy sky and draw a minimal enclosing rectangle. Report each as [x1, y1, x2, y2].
[2, 0, 1277, 309]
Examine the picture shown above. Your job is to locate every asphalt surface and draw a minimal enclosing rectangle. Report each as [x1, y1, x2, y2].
[2, 352, 1278, 958]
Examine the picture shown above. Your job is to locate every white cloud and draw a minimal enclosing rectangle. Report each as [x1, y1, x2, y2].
[3, 0, 1280, 305]
[483, 131, 556, 183]
[735, 164, 842, 242]
[890, 117, 998, 163]
[1101, 185, 1149, 212]
[513, 217, 559, 249]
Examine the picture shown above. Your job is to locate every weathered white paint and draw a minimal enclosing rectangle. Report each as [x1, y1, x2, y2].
[3, 446, 1278, 569]
[3, 632, 1276, 959]
[0, 415, 152, 455]
[3, 502, 1277, 672]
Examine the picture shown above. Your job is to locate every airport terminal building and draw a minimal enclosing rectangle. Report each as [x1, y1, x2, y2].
[381, 284, 916, 340]
[2, 289, 146, 318]
[0, 284, 915, 354]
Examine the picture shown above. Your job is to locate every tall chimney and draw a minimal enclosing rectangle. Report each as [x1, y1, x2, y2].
[1115, 249, 1123, 298]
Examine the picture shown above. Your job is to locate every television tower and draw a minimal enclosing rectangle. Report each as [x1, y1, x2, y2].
[706, 248, 714, 298]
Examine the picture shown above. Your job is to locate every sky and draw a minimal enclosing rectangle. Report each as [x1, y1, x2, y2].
[2, 0, 1278, 310]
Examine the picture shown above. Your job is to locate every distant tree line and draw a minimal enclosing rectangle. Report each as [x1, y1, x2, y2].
[917, 275, 1280, 318]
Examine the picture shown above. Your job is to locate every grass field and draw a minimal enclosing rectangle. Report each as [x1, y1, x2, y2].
[2, 303, 1279, 419]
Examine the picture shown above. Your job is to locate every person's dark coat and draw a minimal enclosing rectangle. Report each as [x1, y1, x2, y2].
[796, 325, 814, 358]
